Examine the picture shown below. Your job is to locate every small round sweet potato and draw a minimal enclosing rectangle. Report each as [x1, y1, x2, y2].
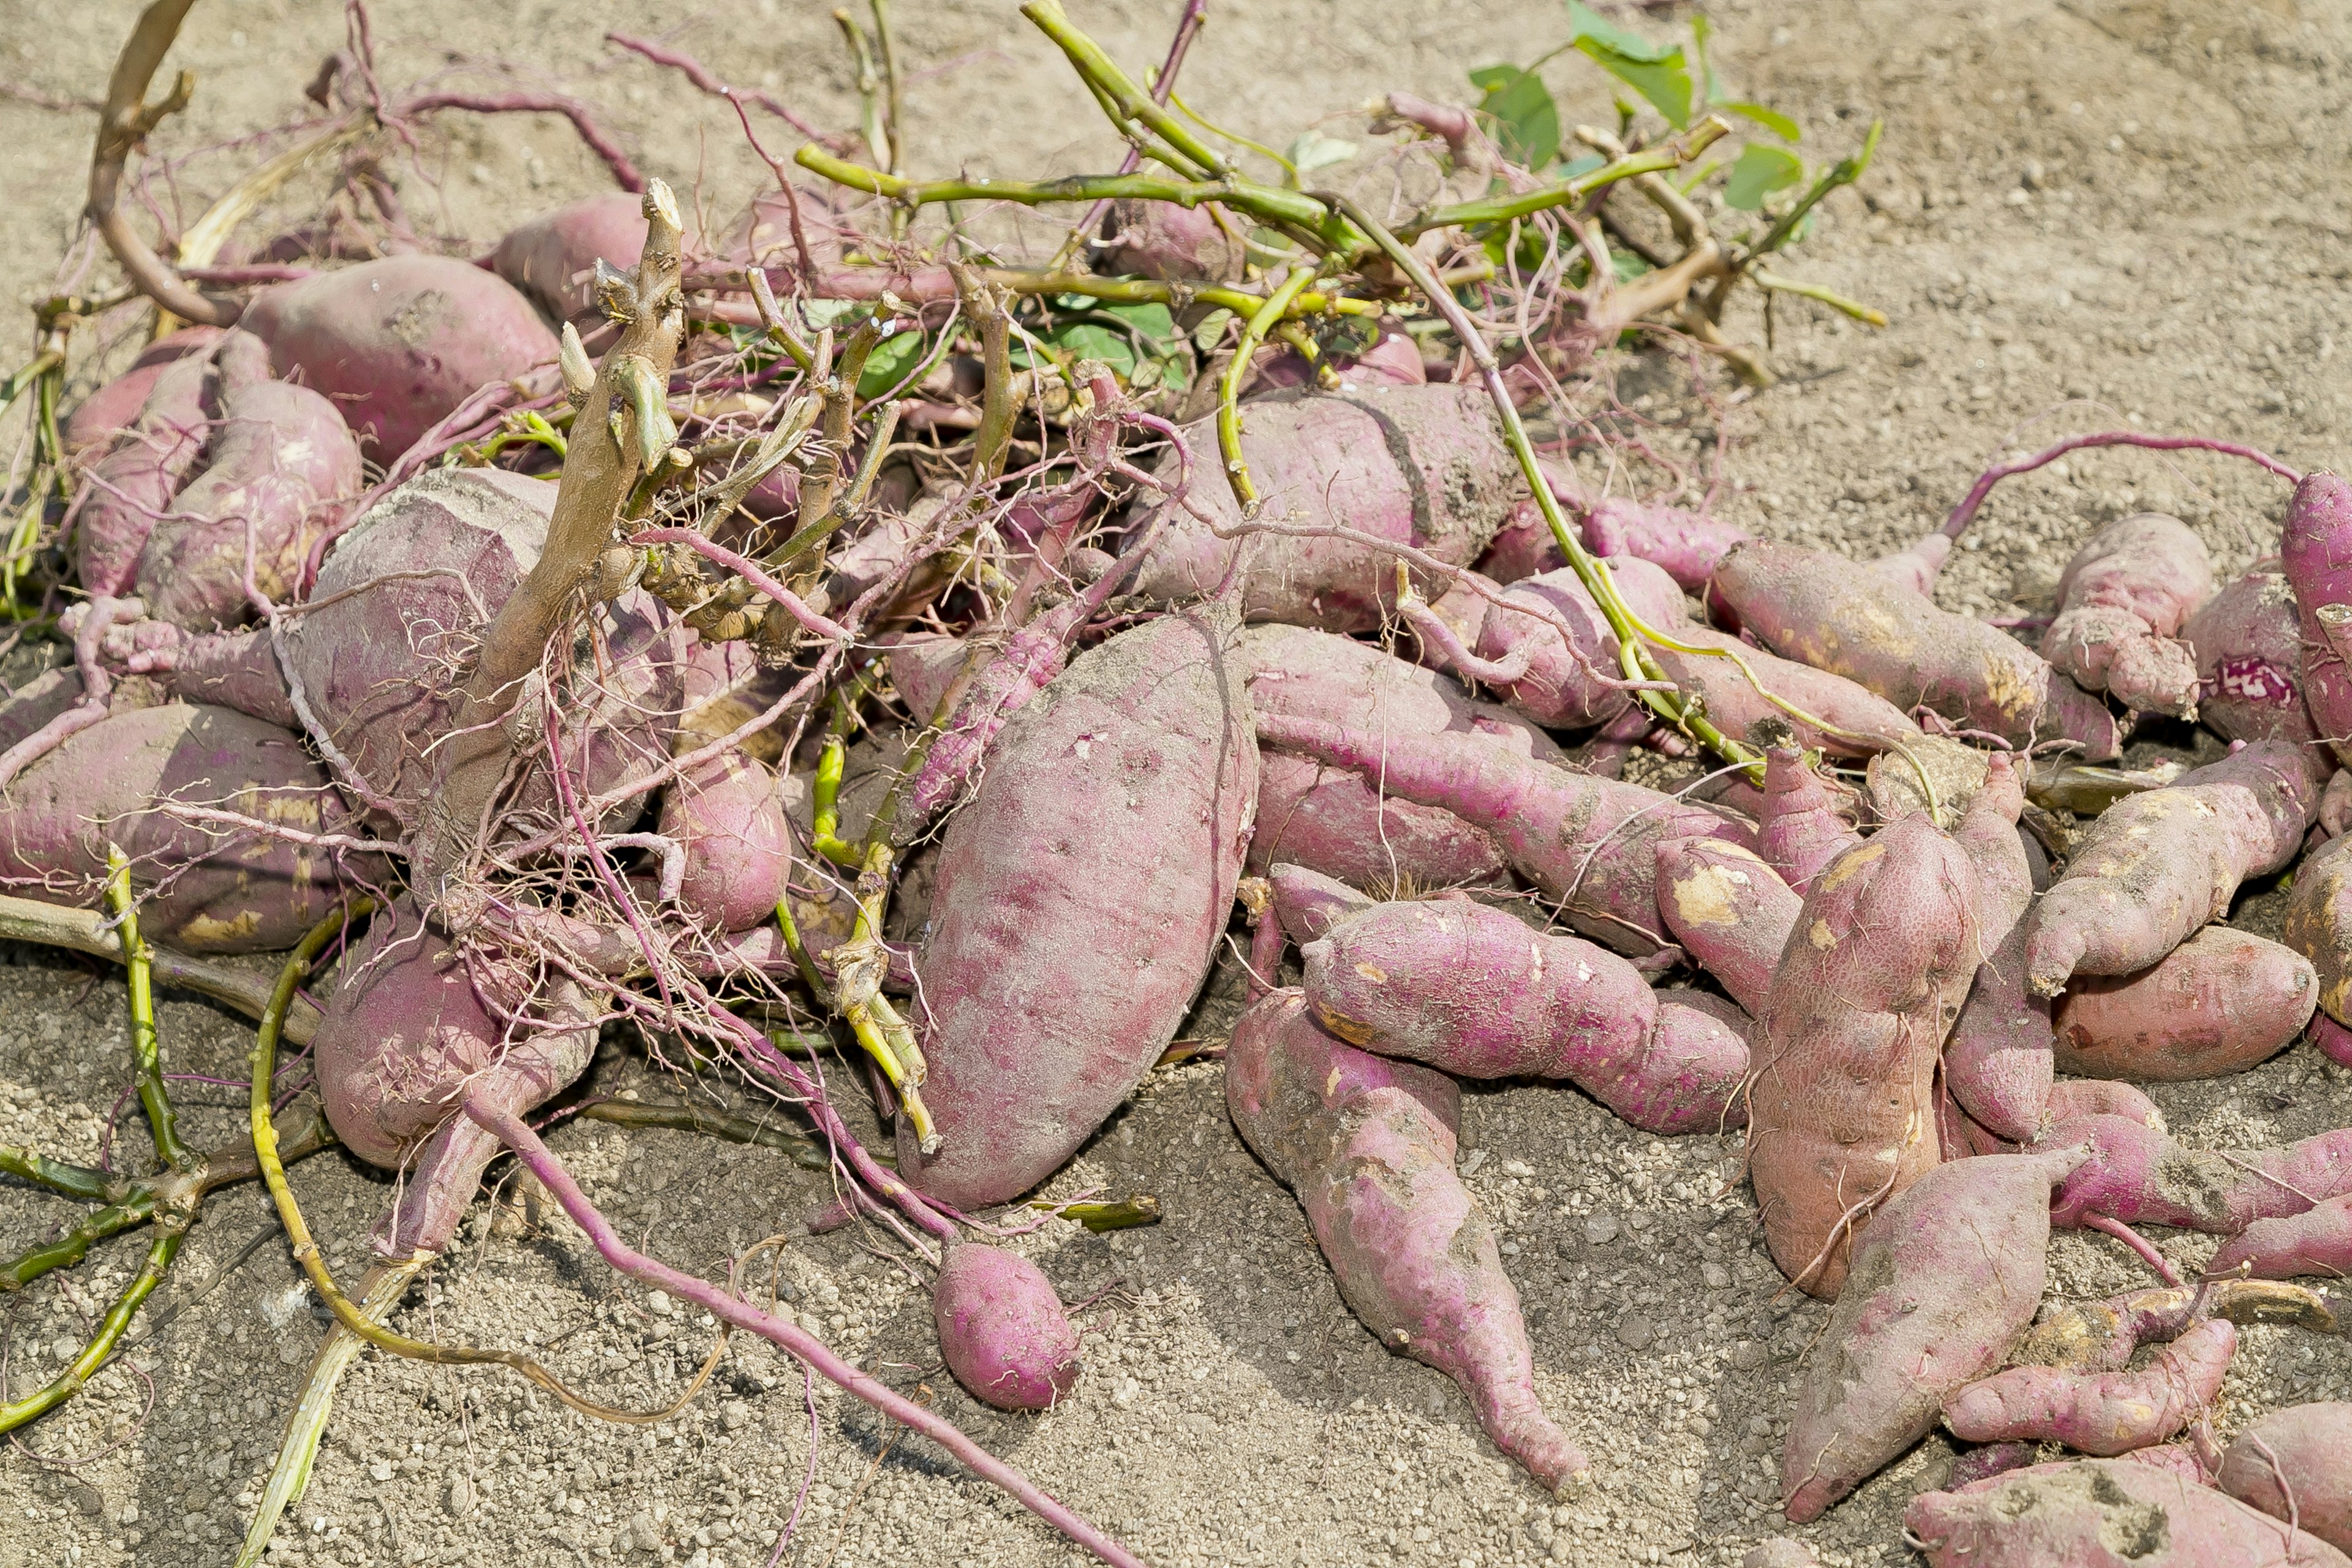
[932, 1244, 1082, 1412]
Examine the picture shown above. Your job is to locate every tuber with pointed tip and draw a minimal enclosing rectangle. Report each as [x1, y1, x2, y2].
[1653, 837, 1798, 1015]
[2054, 926, 2318, 1082]
[1754, 743, 1863, 895]
[932, 1243, 1082, 1411]
[1943, 1317, 2236, 1457]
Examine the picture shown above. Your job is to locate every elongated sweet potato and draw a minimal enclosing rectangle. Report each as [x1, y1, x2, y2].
[2054, 926, 2318, 1080]
[75, 347, 217, 597]
[2025, 740, 2323, 997]
[2047, 1078, 2165, 1131]
[2040, 514, 2214, 718]
[1268, 861, 1377, 944]
[2220, 1403, 2352, 1553]
[1128, 385, 1523, 630]
[1226, 989, 1588, 1490]
[2283, 473, 2352, 765]
[2285, 831, 2352, 1038]
[0, 701, 383, 952]
[1300, 895, 1746, 1133]
[1654, 837, 1798, 1014]
[239, 255, 560, 457]
[1476, 483, 1751, 592]
[1779, 1148, 2081, 1521]
[1250, 751, 1512, 891]
[1749, 816, 1982, 1297]
[897, 605, 1256, 1207]
[1711, 537, 2123, 759]
[1755, 745, 1863, 895]
[316, 897, 598, 1257]
[2038, 1114, 2352, 1233]
[2184, 569, 2315, 747]
[1238, 622, 1562, 758]
[1905, 1458, 2352, 1567]
[2207, 1194, 2352, 1280]
[932, 1243, 1082, 1412]
[1258, 714, 1751, 955]
[62, 326, 222, 454]
[1944, 757, 2055, 1142]
[1943, 1317, 2234, 1457]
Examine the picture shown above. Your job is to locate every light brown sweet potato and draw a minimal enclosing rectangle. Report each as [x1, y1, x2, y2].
[1906, 1458, 2352, 1567]
[2054, 926, 2318, 1081]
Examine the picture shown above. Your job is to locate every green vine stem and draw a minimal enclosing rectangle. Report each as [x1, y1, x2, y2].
[104, 846, 192, 1172]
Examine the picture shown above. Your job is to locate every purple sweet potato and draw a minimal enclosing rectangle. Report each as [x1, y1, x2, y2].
[489, 192, 654, 328]
[1779, 1148, 2081, 1521]
[2040, 514, 2214, 718]
[1225, 989, 1588, 1490]
[1256, 321, 1426, 392]
[132, 331, 363, 628]
[896, 606, 1256, 1208]
[1238, 622, 1564, 761]
[239, 255, 560, 457]
[1268, 861, 1376, 945]
[62, 326, 223, 454]
[1250, 751, 1512, 891]
[2026, 740, 2324, 997]
[1748, 816, 1981, 1298]
[1755, 745, 1863, 895]
[2039, 1114, 2352, 1234]
[1943, 1317, 2234, 1457]
[1098, 198, 1243, 283]
[1127, 385, 1523, 631]
[2207, 1194, 2352, 1280]
[1476, 484, 1752, 592]
[2220, 1403, 2352, 1553]
[1300, 895, 1746, 1133]
[2283, 473, 2352, 764]
[75, 347, 218, 597]
[0, 701, 382, 952]
[1905, 1458, 2352, 1567]
[2285, 831, 2352, 1038]
[316, 896, 597, 1258]
[658, 748, 790, 933]
[1654, 837, 1798, 1014]
[2054, 926, 2318, 1080]
[1944, 756, 2056, 1142]
[2047, 1078, 2165, 1131]
[1711, 537, 2124, 760]
[2184, 568, 2316, 747]
[1258, 713, 1752, 956]
[932, 1243, 1082, 1412]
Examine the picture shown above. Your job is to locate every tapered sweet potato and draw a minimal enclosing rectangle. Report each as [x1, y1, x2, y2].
[75, 347, 217, 597]
[1944, 757, 2054, 1142]
[658, 747, 790, 933]
[316, 897, 598, 1257]
[1258, 714, 1751, 955]
[1238, 622, 1562, 759]
[2207, 1194, 2352, 1280]
[2039, 1114, 2352, 1233]
[1748, 816, 1982, 1297]
[2285, 831, 2352, 1037]
[2054, 926, 2318, 1080]
[1300, 895, 1746, 1133]
[2026, 741, 2324, 997]
[1711, 538, 2123, 759]
[62, 326, 222, 454]
[2047, 1078, 2165, 1131]
[1654, 837, 1798, 1014]
[1128, 385, 1523, 631]
[2282, 473, 2352, 765]
[2220, 1403, 2352, 1553]
[2184, 569, 2315, 747]
[2040, 514, 2214, 718]
[1226, 989, 1588, 1490]
[1268, 861, 1378, 943]
[1250, 752, 1512, 891]
[132, 331, 363, 628]
[1755, 744, 1863, 894]
[1943, 1317, 2234, 1457]
[932, 1243, 1082, 1412]
[239, 255, 560, 456]
[0, 701, 382, 952]
[1779, 1148, 2081, 1521]
[1476, 485, 1751, 592]
[896, 605, 1256, 1208]
[1905, 1458, 2352, 1567]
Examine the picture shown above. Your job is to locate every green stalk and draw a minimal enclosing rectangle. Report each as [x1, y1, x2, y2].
[1217, 263, 1320, 509]
[105, 846, 192, 1171]
[0, 1223, 184, 1435]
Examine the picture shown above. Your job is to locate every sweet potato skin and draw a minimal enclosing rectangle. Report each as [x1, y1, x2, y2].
[1779, 1150, 2079, 1521]
[1477, 489, 1751, 592]
[2220, 1403, 2352, 1553]
[658, 749, 791, 933]
[2285, 831, 2352, 1035]
[2206, 1194, 2352, 1280]
[1249, 750, 1512, 890]
[1755, 745, 1863, 895]
[1905, 1458, 2352, 1567]
[1654, 837, 1798, 1015]
[1748, 818, 1981, 1298]
[2282, 473, 2352, 765]
[2040, 1114, 2352, 1233]
[2054, 926, 2318, 1081]
[1237, 622, 1563, 762]
[2040, 513, 2214, 718]
[1128, 385, 1523, 631]
[1944, 757, 2052, 1141]
[1226, 989, 1589, 1491]
[1942, 1317, 2235, 1457]
[489, 192, 651, 327]
[62, 326, 224, 454]
[2183, 568, 2315, 747]
[897, 606, 1257, 1208]
[932, 1244, 1082, 1412]
[238, 255, 559, 457]
[1300, 895, 1747, 1133]
[75, 350, 216, 597]
[2026, 740, 2324, 996]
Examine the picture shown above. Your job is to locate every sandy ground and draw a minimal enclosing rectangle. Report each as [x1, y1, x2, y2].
[2, 1, 2352, 1566]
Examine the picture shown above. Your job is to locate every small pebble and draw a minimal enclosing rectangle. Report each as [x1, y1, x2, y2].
[1584, 1214, 1619, 1245]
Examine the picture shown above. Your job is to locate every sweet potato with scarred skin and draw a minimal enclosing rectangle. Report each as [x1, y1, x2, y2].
[1755, 744, 1863, 894]
[2220, 1403, 2352, 1553]
[932, 1243, 1082, 1412]
[1944, 756, 2055, 1142]
[1250, 752, 1512, 891]
[1779, 1148, 2081, 1521]
[1226, 989, 1588, 1491]
[1259, 713, 1752, 956]
[1749, 815, 1983, 1297]
[2184, 569, 2315, 747]
[239, 255, 559, 457]
[1905, 1458, 2352, 1567]
[1128, 385, 1523, 631]
[2026, 740, 2324, 997]
[1268, 861, 1376, 945]
[1654, 837, 1798, 1015]
[2037, 1114, 2352, 1233]
[896, 605, 1256, 1208]
[2285, 831, 2352, 1039]
[2054, 926, 2318, 1080]
[1300, 895, 1747, 1133]
[0, 701, 383, 952]
[1943, 1317, 2236, 1457]
[2040, 514, 2214, 718]
[1711, 537, 2124, 760]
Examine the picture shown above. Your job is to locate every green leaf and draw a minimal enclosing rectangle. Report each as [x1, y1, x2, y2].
[856, 329, 926, 401]
[1719, 99, 1801, 141]
[1725, 143, 1804, 210]
[800, 298, 867, 330]
[1286, 129, 1359, 179]
[1611, 249, 1654, 283]
[1566, 1, 1691, 127]
[1468, 63, 1560, 168]
[1690, 13, 1715, 107]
